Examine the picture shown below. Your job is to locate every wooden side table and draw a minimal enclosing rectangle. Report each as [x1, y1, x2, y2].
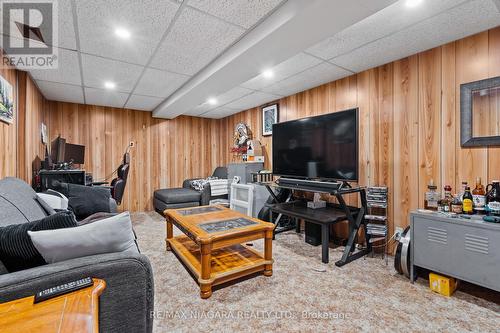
[0, 278, 106, 333]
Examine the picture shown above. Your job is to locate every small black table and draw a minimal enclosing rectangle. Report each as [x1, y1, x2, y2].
[265, 185, 370, 266]
[269, 201, 351, 264]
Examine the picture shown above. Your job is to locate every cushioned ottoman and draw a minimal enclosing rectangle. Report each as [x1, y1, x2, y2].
[153, 188, 201, 214]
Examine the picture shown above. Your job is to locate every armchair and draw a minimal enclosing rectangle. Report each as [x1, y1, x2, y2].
[154, 166, 228, 214]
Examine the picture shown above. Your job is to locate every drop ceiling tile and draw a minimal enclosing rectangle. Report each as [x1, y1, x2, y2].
[224, 91, 281, 111]
[202, 107, 240, 119]
[81, 54, 143, 92]
[134, 68, 190, 98]
[262, 62, 351, 97]
[240, 52, 323, 91]
[150, 7, 245, 75]
[216, 86, 254, 105]
[29, 48, 81, 85]
[188, 0, 284, 29]
[84, 87, 129, 108]
[184, 86, 253, 116]
[331, 0, 500, 73]
[36, 80, 84, 104]
[125, 94, 163, 111]
[306, 0, 468, 60]
[75, 0, 180, 65]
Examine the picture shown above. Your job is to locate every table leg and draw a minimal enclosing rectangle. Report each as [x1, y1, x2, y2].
[295, 218, 301, 233]
[321, 224, 329, 264]
[166, 217, 173, 251]
[200, 243, 212, 299]
[264, 230, 273, 277]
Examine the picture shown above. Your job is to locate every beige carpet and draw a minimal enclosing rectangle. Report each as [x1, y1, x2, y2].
[132, 212, 500, 333]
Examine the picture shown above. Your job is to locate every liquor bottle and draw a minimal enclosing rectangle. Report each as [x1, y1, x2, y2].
[451, 196, 462, 214]
[438, 185, 453, 213]
[486, 180, 500, 216]
[472, 177, 486, 214]
[424, 179, 439, 211]
[462, 187, 474, 215]
[458, 181, 468, 201]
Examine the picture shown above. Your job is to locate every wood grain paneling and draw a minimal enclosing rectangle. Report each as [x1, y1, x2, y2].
[216, 28, 500, 248]
[46, 104, 221, 212]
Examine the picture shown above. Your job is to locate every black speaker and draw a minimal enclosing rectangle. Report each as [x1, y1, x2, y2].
[305, 222, 321, 246]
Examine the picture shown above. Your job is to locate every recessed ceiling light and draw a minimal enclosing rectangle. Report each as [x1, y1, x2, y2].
[262, 69, 274, 79]
[207, 97, 218, 106]
[405, 0, 423, 8]
[104, 81, 116, 90]
[114, 27, 131, 39]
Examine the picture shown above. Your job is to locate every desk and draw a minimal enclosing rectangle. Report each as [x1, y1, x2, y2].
[39, 169, 86, 191]
[0, 278, 105, 333]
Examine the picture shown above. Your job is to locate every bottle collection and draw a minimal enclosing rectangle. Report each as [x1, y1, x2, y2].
[425, 178, 500, 217]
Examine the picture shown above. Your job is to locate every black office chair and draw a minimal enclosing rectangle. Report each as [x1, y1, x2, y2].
[92, 152, 130, 205]
[110, 153, 130, 205]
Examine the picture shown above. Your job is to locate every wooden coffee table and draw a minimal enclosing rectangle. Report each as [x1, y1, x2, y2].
[164, 205, 274, 299]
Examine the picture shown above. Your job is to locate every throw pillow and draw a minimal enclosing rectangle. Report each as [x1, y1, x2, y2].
[78, 212, 118, 226]
[28, 212, 139, 264]
[0, 211, 78, 272]
[35, 195, 56, 216]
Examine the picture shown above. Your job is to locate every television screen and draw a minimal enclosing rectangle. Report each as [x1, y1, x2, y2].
[272, 108, 358, 181]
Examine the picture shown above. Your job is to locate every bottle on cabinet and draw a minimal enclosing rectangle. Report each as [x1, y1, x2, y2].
[472, 177, 486, 214]
[462, 187, 474, 215]
[486, 180, 500, 216]
[424, 179, 440, 211]
[438, 185, 453, 213]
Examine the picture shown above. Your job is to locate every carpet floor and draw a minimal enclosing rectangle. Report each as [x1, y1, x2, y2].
[132, 212, 500, 333]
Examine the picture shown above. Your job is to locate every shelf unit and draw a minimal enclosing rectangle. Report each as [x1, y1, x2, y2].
[365, 186, 388, 265]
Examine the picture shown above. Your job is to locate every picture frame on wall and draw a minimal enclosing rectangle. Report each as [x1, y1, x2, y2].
[0, 75, 14, 124]
[262, 103, 278, 136]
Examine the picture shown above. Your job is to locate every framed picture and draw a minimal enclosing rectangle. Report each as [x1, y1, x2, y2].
[0, 75, 14, 124]
[262, 103, 278, 136]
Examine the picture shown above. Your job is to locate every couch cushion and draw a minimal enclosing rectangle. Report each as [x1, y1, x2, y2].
[154, 188, 201, 204]
[29, 212, 139, 264]
[0, 211, 78, 272]
[0, 178, 47, 226]
[153, 198, 199, 213]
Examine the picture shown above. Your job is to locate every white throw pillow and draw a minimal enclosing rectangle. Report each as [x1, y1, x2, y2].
[28, 212, 138, 263]
[37, 192, 69, 210]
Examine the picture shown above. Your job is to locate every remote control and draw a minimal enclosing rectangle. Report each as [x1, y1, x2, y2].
[34, 277, 94, 303]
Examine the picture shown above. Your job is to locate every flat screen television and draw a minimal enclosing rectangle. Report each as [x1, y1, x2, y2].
[272, 108, 358, 181]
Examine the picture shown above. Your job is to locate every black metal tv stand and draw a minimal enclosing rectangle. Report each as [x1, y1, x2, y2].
[261, 177, 370, 267]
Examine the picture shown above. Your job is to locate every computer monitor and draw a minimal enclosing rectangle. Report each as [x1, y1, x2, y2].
[64, 143, 85, 164]
[50, 136, 66, 163]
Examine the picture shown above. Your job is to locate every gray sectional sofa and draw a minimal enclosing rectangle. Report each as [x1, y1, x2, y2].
[0, 177, 154, 332]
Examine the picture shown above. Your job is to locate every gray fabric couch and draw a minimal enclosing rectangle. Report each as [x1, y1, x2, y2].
[0, 177, 154, 332]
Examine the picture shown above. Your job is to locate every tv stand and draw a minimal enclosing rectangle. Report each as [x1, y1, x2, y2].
[261, 177, 370, 266]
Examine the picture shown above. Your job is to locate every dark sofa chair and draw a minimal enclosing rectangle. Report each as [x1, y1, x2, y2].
[154, 166, 227, 214]
[0, 177, 154, 332]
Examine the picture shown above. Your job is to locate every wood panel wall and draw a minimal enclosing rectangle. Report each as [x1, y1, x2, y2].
[0, 52, 47, 182]
[46, 104, 221, 211]
[0, 53, 18, 179]
[219, 27, 500, 241]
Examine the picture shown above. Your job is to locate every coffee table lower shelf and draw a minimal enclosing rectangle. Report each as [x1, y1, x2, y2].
[167, 236, 273, 298]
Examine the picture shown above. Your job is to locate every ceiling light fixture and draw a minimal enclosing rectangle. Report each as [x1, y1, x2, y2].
[104, 81, 116, 90]
[405, 0, 423, 8]
[262, 69, 274, 79]
[207, 97, 218, 106]
[114, 27, 131, 39]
